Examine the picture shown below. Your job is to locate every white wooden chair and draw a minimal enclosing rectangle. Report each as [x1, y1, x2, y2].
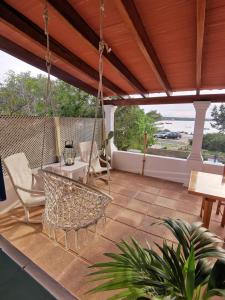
[4, 153, 45, 223]
[79, 141, 111, 182]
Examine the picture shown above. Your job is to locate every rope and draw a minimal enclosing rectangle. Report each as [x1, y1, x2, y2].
[41, 1, 52, 169]
[87, 0, 111, 193]
[43, 1, 52, 107]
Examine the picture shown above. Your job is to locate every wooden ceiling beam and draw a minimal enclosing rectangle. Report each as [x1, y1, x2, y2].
[47, 0, 147, 96]
[0, 35, 98, 96]
[0, 1, 126, 97]
[104, 94, 225, 106]
[116, 0, 172, 96]
[196, 0, 206, 94]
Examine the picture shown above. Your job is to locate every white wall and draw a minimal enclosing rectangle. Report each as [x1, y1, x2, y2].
[112, 150, 224, 184]
[203, 161, 224, 175]
[112, 150, 187, 183]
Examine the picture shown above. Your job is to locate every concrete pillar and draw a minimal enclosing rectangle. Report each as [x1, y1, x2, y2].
[185, 101, 211, 184]
[104, 105, 117, 156]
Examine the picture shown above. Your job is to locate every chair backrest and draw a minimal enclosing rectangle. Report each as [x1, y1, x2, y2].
[42, 170, 112, 230]
[79, 141, 99, 163]
[4, 153, 33, 203]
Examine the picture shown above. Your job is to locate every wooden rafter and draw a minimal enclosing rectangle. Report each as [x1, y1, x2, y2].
[47, 0, 147, 96]
[116, 0, 172, 96]
[196, 0, 206, 94]
[104, 94, 225, 106]
[0, 1, 126, 97]
[0, 35, 98, 96]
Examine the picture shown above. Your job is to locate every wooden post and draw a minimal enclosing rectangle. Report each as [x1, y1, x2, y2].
[54, 117, 61, 162]
[141, 132, 148, 176]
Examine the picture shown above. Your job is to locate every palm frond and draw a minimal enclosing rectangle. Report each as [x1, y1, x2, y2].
[87, 218, 225, 300]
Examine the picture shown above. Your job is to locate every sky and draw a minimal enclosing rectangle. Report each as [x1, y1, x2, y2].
[0, 51, 47, 81]
[0, 50, 221, 118]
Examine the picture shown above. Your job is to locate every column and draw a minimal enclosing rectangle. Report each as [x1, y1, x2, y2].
[104, 105, 117, 156]
[185, 101, 211, 184]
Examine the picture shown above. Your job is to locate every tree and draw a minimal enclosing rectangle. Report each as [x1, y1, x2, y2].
[0, 71, 46, 116]
[114, 106, 156, 151]
[202, 133, 225, 152]
[51, 80, 99, 117]
[0, 71, 155, 152]
[146, 110, 162, 122]
[0, 71, 98, 117]
[211, 104, 225, 133]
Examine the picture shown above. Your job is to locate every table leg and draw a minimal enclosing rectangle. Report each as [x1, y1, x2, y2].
[221, 206, 225, 228]
[202, 197, 213, 229]
[200, 198, 205, 218]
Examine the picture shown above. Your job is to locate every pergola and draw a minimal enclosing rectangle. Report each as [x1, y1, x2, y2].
[1, 0, 225, 106]
[1, 0, 225, 185]
[1, 4, 225, 293]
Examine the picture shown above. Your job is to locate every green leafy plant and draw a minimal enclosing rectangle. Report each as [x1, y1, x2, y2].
[87, 218, 225, 300]
[114, 106, 156, 151]
[100, 131, 114, 158]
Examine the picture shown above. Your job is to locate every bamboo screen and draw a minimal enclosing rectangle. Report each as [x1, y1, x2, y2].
[0, 116, 102, 174]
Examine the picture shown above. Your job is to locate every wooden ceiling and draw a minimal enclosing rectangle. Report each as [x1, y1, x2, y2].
[1, 0, 225, 105]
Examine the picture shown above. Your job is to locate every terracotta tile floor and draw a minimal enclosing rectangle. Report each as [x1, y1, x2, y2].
[0, 170, 224, 300]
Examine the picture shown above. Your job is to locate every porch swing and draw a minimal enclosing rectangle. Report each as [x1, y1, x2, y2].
[41, 0, 112, 250]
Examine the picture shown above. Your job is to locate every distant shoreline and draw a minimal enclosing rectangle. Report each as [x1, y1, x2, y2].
[161, 117, 212, 121]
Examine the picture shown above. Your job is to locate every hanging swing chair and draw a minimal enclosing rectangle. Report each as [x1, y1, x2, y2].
[41, 0, 112, 250]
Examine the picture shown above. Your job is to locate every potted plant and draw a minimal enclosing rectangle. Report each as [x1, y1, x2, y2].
[88, 218, 225, 300]
[100, 131, 114, 167]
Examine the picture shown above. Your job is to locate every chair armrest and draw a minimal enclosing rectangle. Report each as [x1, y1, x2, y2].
[15, 185, 45, 195]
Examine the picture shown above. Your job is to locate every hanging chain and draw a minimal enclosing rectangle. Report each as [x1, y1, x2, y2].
[87, 0, 111, 192]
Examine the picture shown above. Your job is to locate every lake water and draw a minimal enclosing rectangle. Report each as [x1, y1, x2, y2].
[156, 120, 218, 134]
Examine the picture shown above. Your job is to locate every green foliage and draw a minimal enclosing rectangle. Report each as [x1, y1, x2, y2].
[0, 71, 98, 117]
[0, 71, 46, 115]
[211, 104, 225, 133]
[88, 218, 225, 300]
[146, 110, 162, 122]
[202, 133, 225, 152]
[114, 106, 156, 151]
[101, 131, 114, 157]
[52, 80, 99, 117]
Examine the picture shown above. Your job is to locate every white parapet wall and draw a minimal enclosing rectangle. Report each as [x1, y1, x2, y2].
[112, 150, 188, 183]
[203, 161, 224, 174]
[112, 150, 224, 184]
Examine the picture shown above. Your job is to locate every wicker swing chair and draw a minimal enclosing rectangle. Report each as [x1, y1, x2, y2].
[42, 170, 112, 249]
[41, 0, 112, 250]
